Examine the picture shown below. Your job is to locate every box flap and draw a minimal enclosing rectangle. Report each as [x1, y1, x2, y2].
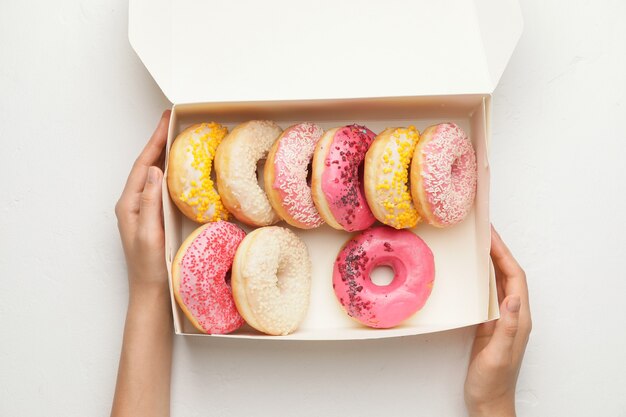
[130, 0, 521, 103]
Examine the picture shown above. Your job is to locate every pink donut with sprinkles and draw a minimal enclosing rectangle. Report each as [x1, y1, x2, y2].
[311, 124, 377, 232]
[333, 226, 435, 329]
[264, 123, 325, 229]
[172, 221, 246, 334]
[410, 123, 477, 227]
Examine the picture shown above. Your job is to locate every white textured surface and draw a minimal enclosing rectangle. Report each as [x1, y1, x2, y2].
[1, 1, 625, 416]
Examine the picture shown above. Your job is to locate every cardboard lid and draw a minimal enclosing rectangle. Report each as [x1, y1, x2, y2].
[129, 0, 522, 104]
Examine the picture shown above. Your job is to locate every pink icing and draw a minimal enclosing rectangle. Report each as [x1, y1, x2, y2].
[272, 123, 324, 228]
[178, 221, 246, 334]
[333, 226, 435, 329]
[420, 123, 477, 226]
[321, 124, 376, 231]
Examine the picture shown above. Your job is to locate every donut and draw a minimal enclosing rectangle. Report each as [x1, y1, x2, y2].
[172, 221, 246, 334]
[231, 226, 311, 336]
[333, 226, 435, 329]
[264, 122, 325, 229]
[410, 123, 477, 227]
[311, 124, 377, 232]
[214, 120, 282, 226]
[167, 122, 230, 223]
[364, 126, 421, 229]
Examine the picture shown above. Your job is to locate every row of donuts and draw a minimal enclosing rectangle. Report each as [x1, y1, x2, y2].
[167, 120, 477, 231]
[173, 222, 312, 336]
[173, 221, 436, 336]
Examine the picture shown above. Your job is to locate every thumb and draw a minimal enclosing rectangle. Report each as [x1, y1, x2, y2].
[483, 295, 521, 365]
[138, 166, 163, 231]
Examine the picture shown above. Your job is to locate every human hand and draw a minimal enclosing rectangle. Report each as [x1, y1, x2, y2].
[464, 226, 532, 417]
[115, 110, 171, 296]
[111, 111, 173, 417]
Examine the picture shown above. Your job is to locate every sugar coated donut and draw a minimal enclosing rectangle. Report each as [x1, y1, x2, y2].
[167, 122, 230, 223]
[311, 124, 376, 232]
[364, 126, 421, 229]
[264, 122, 325, 229]
[232, 226, 311, 336]
[333, 226, 435, 329]
[410, 123, 477, 227]
[172, 221, 246, 334]
[214, 120, 282, 226]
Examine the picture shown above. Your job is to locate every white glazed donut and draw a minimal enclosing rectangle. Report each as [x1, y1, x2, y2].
[214, 120, 282, 226]
[231, 226, 312, 336]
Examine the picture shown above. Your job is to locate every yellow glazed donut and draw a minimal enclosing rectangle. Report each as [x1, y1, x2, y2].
[231, 226, 311, 336]
[364, 126, 421, 229]
[214, 121, 283, 227]
[167, 122, 230, 223]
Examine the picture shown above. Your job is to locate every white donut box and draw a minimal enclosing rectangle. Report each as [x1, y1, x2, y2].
[129, 0, 523, 340]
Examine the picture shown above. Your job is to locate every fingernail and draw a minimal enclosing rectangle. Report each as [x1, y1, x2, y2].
[507, 296, 521, 313]
[147, 166, 158, 184]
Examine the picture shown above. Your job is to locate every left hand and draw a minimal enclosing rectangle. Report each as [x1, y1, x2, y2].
[115, 110, 171, 294]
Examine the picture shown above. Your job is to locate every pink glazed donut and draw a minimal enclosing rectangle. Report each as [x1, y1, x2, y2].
[264, 122, 325, 229]
[410, 123, 477, 227]
[311, 124, 377, 231]
[172, 221, 246, 334]
[333, 226, 435, 328]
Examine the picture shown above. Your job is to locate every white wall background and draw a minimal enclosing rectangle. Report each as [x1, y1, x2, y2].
[1, 0, 625, 416]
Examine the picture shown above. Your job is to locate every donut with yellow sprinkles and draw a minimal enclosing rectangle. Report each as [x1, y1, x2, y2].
[167, 122, 230, 223]
[364, 126, 421, 229]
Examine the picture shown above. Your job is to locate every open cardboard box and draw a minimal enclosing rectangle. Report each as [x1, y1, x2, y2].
[129, 0, 523, 340]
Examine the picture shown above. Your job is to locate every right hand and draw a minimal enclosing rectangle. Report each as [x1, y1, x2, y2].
[464, 226, 532, 417]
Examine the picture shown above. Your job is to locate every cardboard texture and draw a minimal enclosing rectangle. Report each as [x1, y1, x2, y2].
[129, 0, 522, 103]
[130, 0, 522, 340]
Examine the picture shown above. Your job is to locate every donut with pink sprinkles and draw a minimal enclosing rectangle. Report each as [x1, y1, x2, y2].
[410, 123, 477, 227]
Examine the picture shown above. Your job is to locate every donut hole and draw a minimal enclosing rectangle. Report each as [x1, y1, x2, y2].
[257, 159, 267, 191]
[357, 160, 366, 195]
[406, 166, 412, 189]
[450, 157, 462, 192]
[369, 265, 395, 287]
[275, 265, 287, 293]
[306, 160, 313, 187]
[210, 164, 218, 186]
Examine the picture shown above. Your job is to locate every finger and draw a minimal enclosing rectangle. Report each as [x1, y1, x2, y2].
[474, 319, 496, 338]
[491, 226, 529, 301]
[137, 110, 171, 168]
[490, 225, 524, 278]
[156, 146, 166, 171]
[493, 260, 505, 304]
[138, 166, 164, 234]
[482, 295, 520, 365]
[114, 195, 140, 239]
[470, 320, 495, 361]
[122, 110, 171, 196]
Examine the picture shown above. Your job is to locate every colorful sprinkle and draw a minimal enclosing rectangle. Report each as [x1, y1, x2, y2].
[415, 123, 477, 227]
[178, 122, 229, 223]
[372, 126, 421, 229]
